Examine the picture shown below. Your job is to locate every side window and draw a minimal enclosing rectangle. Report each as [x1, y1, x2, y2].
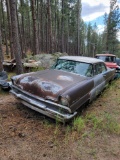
[85, 64, 93, 77]
[94, 63, 107, 75]
[94, 64, 101, 75]
[101, 63, 107, 73]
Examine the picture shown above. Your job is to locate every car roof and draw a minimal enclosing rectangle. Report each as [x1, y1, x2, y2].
[59, 56, 103, 64]
[96, 54, 116, 57]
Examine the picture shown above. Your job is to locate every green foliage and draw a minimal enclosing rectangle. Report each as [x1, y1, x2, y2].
[85, 113, 120, 135]
[2, 0, 120, 58]
[104, 0, 120, 53]
[103, 113, 120, 134]
[85, 114, 103, 129]
[7, 72, 16, 81]
[31, 66, 45, 72]
[73, 117, 85, 133]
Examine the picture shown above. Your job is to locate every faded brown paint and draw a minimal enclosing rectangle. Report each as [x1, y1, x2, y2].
[61, 79, 94, 111]
[13, 69, 86, 102]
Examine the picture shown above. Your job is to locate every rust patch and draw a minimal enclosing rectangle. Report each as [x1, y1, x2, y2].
[36, 80, 63, 94]
[20, 76, 38, 83]
[57, 75, 73, 81]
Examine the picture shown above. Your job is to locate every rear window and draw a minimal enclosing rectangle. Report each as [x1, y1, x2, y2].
[96, 56, 116, 63]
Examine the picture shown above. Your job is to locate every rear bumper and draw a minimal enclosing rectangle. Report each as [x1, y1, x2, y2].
[10, 86, 77, 122]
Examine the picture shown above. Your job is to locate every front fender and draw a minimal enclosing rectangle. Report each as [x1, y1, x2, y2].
[60, 79, 94, 112]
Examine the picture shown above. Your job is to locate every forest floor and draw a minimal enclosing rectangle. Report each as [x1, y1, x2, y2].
[0, 78, 120, 160]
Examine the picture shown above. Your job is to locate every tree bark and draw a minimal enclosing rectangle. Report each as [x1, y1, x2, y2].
[20, 0, 26, 58]
[61, 0, 65, 53]
[6, 0, 14, 59]
[31, 0, 39, 55]
[1, 0, 9, 56]
[54, 0, 57, 52]
[26, 0, 31, 51]
[0, 25, 3, 72]
[37, 0, 40, 53]
[77, 0, 81, 55]
[47, 0, 53, 53]
[9, 0, 23, 74]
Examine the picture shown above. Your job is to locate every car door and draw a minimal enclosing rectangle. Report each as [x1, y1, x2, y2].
[100, 62, 112, 83]
[90, 62, 107, 101]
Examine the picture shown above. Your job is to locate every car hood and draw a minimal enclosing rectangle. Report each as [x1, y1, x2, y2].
[12, 69, 87, 101]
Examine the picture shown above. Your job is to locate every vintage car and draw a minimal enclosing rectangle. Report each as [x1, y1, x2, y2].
[116, 57, 120, 66]
[10, 56, 115, 122]
[95, 54, 120, 74]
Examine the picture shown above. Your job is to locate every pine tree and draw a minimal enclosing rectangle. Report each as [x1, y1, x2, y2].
[105, 0, 120, 53]
[9, 0, 23, 74]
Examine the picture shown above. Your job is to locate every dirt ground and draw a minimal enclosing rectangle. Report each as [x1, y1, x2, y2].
[0, 79, 120, 160]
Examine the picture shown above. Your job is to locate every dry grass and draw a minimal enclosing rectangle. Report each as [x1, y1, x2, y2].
[0, 79, 120, 160]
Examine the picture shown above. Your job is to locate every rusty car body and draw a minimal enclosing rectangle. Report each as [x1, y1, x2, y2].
[10, 56, 115, 122]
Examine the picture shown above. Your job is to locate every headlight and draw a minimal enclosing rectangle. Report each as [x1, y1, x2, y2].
[60, 97, 69, 106]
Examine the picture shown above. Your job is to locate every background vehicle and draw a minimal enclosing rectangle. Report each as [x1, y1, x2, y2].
[95, 54, 120, 75]
[116, 58, 120, 66]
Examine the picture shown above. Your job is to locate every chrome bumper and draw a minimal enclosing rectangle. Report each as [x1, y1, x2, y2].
[10, 88, 77, 122]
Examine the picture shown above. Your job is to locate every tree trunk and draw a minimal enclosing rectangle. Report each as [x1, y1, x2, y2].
[1, 0, 9, 56]
[31, 0, 39, 55]
[40, 0, 44, 52]
[9, 0, 23, 74]
[6, 0, 14, 59]
[61, 0, 65, 53]
[47, 0, 53, 53]
[53, 0, 57, 52]
[0, 25, 3, 72]
[37, 0, 41, 53]
[46, 10, 48, 53]
[20, 0, 26, 58]
[26, 0, 31, 51]
[77, 0, 81, 55]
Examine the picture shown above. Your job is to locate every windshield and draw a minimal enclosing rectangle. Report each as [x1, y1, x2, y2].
[96, 56, 116, 62]
[51, 59, 93, 77]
